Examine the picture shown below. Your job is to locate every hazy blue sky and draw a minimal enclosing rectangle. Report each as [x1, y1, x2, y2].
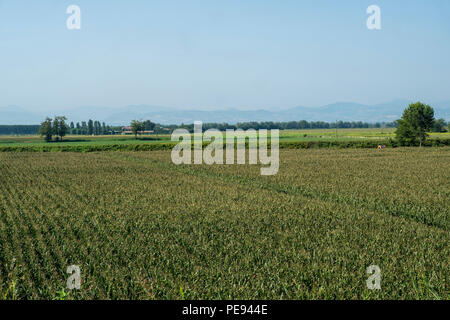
[0, 0, 449, 111]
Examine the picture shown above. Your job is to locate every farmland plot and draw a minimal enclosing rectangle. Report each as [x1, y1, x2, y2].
[0, 148, 448, 299]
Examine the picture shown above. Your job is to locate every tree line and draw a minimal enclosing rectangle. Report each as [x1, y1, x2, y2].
[0, 125, 40, 135]
[28, 105, 449, 145]
[177, 119, 447, 132]
[37, 117, 124, 141]
[67, 120, 118, 135]
[38, 116, 69, 142]
[172, 120, 400, 133]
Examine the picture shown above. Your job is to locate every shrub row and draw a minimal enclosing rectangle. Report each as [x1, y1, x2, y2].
[1, 138, 449, 153]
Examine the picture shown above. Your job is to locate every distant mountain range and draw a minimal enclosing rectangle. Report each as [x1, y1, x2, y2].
[1, 100, 449, 125]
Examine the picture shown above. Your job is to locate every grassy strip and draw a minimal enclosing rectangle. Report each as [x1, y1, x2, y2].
[0, 138, 449, 152]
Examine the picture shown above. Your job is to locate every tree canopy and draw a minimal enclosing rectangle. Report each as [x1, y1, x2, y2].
[432, 118, 448, 133]
[53, 116, 68, 141]
[38, 116, 68, 142]
[130, 120, 144, 139]
[38, 117, 54, 142]
[396, 102, 435, 146]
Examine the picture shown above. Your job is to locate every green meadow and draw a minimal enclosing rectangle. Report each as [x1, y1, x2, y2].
[1, 128, 449, 150]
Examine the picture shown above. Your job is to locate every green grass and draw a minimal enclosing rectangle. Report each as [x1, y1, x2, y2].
[1, 129, 449, 152]
[0, 134, 171, 147]
[278, 128, 449, 141]
[0, 148, 448, 299]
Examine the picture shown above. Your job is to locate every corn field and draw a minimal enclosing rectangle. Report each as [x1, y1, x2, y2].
[0, 148, 448, 299]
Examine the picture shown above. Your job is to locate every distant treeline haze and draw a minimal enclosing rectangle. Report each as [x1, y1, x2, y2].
[0, 125, 41, 135]
[1, 118, 447, 136]
[0, 120, 405, 135]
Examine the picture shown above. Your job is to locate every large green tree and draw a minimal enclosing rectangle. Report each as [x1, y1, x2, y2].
[142, 120, 156, 131]
[396, 102, 435, 146]
[53, 116, 68, 141]
[130, 120, 144, 139]
[38, 117, 54, 142]
[432, 118, 447, 133]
